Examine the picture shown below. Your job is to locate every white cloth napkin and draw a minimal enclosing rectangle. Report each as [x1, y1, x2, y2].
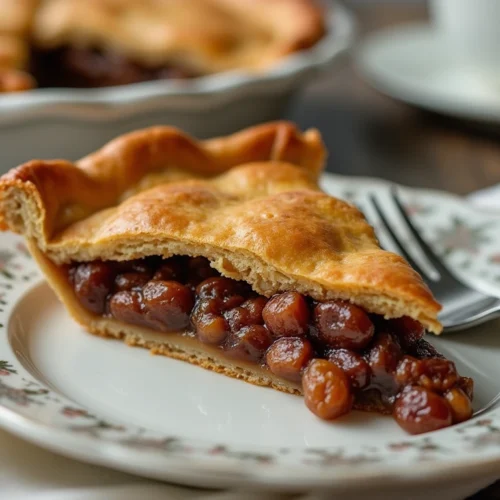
[2, 184, 500, 500]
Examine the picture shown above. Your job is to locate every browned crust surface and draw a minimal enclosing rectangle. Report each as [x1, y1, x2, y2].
[0, 122, 441, 332]
[0, 121, 325, 233]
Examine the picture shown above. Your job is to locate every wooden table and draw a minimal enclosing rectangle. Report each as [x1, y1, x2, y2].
[290, 2, 500, 498]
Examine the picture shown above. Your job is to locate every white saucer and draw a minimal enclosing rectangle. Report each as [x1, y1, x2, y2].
[356, 23, 500, 124]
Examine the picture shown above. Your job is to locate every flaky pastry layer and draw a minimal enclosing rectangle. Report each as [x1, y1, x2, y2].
[0, 121, 441, 333]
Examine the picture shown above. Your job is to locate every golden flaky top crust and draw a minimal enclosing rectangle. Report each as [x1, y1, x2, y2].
[0, 121, 441, 333]
[0, 0, 324, 91]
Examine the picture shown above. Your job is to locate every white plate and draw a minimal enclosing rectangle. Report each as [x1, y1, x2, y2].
[1, 174, 500, 495]
[356, 23, 500, 124]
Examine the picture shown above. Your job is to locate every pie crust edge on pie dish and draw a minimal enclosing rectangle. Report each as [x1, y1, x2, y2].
[0, 0, 326, 92]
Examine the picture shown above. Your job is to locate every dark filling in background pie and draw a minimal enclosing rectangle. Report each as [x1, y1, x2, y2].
[66, 255, 474, 434]
[30, 47, 198, 88]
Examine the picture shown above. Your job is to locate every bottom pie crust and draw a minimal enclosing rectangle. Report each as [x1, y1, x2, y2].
[28, 240, 400, 417]
[98, 324, 389, 415]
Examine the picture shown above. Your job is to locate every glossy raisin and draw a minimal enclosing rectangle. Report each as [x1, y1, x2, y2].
[393, 386, 452, 435]
[73, 261, 115, 314]
[388, 316, 425, 349]
[220, 295, 247, 311]
[313, 300, 374, 350]
[196, 277, 247, 301]
[409, 338, 445, 360]
[225, 297, 267, 332]
[114, 272, 151, 292]
[457, 376, 474, 401]
[191, 298, 222, 320]
[395, 356, 458, 393]
[194, 313, 230, 345]
[242, 297, 268, 322]
[265, 337, 314, 382]
[328, 348, 371, 390]
[109, 290, 145, 326]
[143, 280, 194, 330]
[444, 387, 473, 423]
[225, 325, 273, 362]
[302, 359, 353, 420]
[262, 292, 309, 337]
[366, 332, 402, 396]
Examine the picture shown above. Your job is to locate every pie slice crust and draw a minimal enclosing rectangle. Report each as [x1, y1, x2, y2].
[0, 121, 474, 434]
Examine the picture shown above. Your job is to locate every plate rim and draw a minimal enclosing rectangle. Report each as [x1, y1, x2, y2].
[2, 401, 500, 492]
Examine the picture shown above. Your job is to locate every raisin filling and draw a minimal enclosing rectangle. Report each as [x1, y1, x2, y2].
[66, 255, 474, 435]
[30, 47, 198, 88]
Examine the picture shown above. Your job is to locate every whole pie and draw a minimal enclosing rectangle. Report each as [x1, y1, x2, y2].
[0, 121, 474, 434]
[0, 0, 325, 92]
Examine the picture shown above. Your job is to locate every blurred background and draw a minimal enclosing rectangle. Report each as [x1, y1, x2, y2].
[292, 0, 500, 197]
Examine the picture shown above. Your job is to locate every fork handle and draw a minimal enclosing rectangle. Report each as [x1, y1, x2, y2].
[442, 302, 500, 332]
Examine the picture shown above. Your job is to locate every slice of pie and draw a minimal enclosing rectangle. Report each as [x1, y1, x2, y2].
[0, 0, 325, 91]
[0, 121, 474, 434]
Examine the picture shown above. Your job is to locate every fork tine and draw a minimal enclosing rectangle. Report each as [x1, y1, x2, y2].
[369, 195, 431, 281]
[391, 189, 458, 281]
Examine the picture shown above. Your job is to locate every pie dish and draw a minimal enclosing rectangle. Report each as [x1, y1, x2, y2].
[0, 0, 325, 92]
[0, 3, 353, 151]
[0, 121, 474, 434]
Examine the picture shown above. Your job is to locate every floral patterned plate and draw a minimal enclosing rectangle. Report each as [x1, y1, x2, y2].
[1, 173, 500, 496]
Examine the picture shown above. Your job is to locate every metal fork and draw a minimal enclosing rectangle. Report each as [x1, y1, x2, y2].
[367, 189, 500, 332]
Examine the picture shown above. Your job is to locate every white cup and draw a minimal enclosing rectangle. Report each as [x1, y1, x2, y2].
[430, 0, 500, 80]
